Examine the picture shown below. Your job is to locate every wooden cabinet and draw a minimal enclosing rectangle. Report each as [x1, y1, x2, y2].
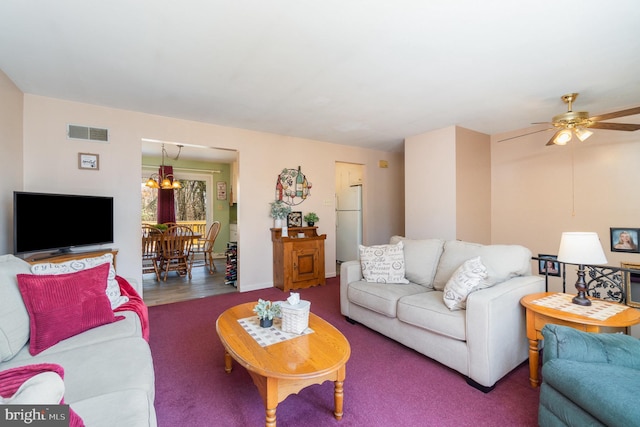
[271, 227, 326, 292]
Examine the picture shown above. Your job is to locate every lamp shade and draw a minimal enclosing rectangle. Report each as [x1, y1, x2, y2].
[557, 232, 607, 265]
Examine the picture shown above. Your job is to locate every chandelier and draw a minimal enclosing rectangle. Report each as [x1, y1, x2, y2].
[145, 144, 182, 189]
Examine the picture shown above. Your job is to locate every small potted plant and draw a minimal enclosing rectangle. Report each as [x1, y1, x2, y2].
[253, 299, 281, 328]
[270, 200, 292, 228]
[304, 212, 319, 227]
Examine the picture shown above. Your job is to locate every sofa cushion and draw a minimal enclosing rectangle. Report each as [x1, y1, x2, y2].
[389, 236, 444, 288]
[433, 240, 532, 291]
[347, 280, 425, 317]
[7, 311, 143, 363]
[0, 338, 155, 414]
[30, 253, 128, 309]
[17, 264, 123, 355]
[359, 242, 409, 284]
[443, 256, 488, 310]
[71, 389, 155, 427]
[0, 255, 33, 362]
[397, 291, 466, 341]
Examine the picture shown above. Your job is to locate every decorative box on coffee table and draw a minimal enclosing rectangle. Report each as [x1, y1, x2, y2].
[271, 226, 326, 292]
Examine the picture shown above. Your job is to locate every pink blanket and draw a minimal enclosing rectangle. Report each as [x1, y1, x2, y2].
[115, 276, 150, 341]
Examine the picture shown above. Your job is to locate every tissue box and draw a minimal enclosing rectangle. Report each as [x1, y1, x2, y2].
[280, 300, 311, 334]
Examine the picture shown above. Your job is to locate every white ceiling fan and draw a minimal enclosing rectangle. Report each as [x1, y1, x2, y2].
[501, 93, 640, 146]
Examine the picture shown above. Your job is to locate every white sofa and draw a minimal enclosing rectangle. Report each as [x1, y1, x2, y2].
[0, 254, 157, 426]
[340, 236, 545, 391]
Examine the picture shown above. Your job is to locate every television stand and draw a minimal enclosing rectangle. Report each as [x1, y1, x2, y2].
[25, 248, 119, 268]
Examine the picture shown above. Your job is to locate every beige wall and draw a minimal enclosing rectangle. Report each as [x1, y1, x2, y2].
[15, 94, 404, 292]
[405, 125, 491, 243]
[0, 70, 24, 255]
[405, 126, 457, 239]
[456, 127, 491, 244]
[492, 127, 640, 292]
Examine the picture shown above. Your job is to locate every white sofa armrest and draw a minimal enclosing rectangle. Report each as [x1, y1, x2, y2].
[340, 260, 362, 318]
[465, 275, 545, 387]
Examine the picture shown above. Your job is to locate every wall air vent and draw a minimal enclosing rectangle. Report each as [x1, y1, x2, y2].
[67, 124, 109, 142]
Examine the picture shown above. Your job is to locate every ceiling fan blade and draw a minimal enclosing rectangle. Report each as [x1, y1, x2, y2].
[498, 128, 554, 142]
[546, 130, 562, 146]
[589, 106, 640, 122]
[588, 122, 640, 131]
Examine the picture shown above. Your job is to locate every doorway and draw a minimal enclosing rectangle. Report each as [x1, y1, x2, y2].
[141, 140, 239, 305]
[335, 162, 364, 264]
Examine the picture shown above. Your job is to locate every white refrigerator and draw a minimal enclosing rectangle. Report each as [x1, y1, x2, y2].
[336, 185, 363, 262]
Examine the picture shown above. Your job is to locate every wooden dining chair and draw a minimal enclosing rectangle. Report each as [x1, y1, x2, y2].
[191, 221, 221, 274]
[158, 225, 194, 281]
[141, 224, 162, 281]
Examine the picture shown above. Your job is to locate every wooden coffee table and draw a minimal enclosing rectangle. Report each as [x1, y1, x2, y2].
[216, 302, 351, 427]
[520, 292, 640, 388]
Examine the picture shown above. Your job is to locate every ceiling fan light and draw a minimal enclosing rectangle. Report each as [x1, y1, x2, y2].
[554, 129, 572, 145]
[575, 128, 593, 142]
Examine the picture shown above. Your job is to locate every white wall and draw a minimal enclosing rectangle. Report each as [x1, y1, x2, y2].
[18, 94, 404, 292]
[0, 70, 23, 255]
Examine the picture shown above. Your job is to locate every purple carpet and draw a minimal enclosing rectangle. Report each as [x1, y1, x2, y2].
[149, 278, 540, 426]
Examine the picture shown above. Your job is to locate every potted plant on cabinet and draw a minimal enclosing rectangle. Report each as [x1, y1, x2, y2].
[304, 212, 319, 227]
[270, 200, 292, 227]
[253, 299, 281, 328]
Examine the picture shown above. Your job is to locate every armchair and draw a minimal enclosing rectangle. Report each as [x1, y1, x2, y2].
[539, 324, 640, 426]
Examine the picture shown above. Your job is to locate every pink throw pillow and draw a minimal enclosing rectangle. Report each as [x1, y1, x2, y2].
[17, 263, 121, 355]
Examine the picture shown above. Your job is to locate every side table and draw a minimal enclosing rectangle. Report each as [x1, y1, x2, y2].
[520, 292, 640, 388]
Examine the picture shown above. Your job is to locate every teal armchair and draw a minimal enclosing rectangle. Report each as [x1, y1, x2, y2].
[539, 324, 640, 426]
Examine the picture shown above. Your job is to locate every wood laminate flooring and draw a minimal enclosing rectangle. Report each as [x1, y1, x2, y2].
[142, 258, 237, 307]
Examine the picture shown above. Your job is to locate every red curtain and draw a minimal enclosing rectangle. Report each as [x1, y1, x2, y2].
[157, 166, 176, 224]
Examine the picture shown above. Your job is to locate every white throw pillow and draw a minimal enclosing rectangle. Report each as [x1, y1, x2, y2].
[30, 253, 128, 309]
[0, 372, 65, 404]
[359, 242, 409, 284]
[443, 256, 488, 310]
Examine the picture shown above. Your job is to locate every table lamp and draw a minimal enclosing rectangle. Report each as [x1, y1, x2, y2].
[557, 232, 607, 306]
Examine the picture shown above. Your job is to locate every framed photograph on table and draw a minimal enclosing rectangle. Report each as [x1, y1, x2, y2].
[621, 262, 640, 308]
[610, 228, 640, 253]
[287, 211, 302, 228]
[78, 153, 99, 170]
[538, 254, 561, 277]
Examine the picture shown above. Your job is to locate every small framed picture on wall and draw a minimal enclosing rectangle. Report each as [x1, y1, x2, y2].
[538, 254, 561, 277]
[216, 181, 227, 200]
[610, 228, 640, 253]
[78, 153, 99, 170]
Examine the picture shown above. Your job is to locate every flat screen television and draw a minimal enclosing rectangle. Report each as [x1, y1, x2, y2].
[14, 191, 114, 255]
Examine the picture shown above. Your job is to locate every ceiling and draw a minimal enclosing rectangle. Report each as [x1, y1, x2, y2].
[1, 1, 639, 159]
